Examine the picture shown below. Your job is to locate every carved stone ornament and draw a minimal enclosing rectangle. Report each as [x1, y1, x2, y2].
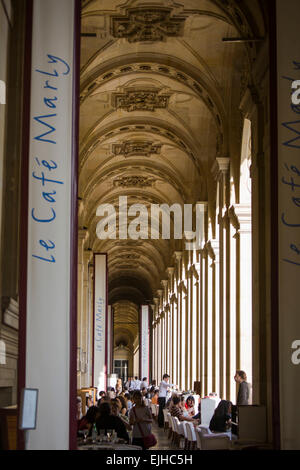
[111, 7, 186, 43]
[112, 140, 162, 157]
[113, 176, 156, 188]
[118, 253, 141, 260]
[112, 88, 170, 112]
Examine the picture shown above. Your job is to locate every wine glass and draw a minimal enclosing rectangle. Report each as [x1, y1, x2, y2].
[99, 429, 105, 442]
[83, 429, 88, 442]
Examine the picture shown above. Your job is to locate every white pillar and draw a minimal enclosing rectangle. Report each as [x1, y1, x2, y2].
[236, 204, 252, 392]
[77, 229, 87, 389]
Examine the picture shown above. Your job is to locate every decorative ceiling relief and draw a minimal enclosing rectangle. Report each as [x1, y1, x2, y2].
[112, 140, 162, 157]
[112, 88, 171, 112]
[111, 8, 186, 43]
[113, 176, 157, 188]
[118, 254, 141, 261]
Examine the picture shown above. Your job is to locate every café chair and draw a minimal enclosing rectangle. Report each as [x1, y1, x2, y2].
[196, 425, 231, 450]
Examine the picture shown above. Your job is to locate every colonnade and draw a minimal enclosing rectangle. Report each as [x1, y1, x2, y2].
[152, 158, 252, 403]
[77, 229, 93, 388]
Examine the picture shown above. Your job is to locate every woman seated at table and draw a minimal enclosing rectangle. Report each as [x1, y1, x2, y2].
[185, 395, 196, 417]
[170, 396, 199, 423]
[111, 398, 131, 431]
[179, 396, 190, 418]
[116, 395, 127, 416]
[209, 400, 232, 434]
[124, 392, 133, 413]
[96, 402, 129, 442]
[78, 406, 100, 435]
[151, 390, 159, 405]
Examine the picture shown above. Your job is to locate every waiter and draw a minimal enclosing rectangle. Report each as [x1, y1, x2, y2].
[158, 374, 175, 427]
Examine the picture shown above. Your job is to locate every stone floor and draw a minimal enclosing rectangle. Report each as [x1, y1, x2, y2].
[151, 419, 178, 450]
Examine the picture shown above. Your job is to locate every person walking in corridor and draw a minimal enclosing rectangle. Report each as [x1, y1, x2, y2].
[158, 374, 175, 427]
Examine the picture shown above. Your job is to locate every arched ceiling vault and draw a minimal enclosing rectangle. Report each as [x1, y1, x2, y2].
[80, 1, 266, 339]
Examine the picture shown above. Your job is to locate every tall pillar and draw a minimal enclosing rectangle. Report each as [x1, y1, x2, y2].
[195, 255, 201, 387]
[187, 260, 193, 390]
[229, 208, 238, 402]
[211, 240, 220, 396]
[77, 229, 87, 389]
[199, 249, 205, 396]
[81, 249, 92, 386]
[207, 241, 217, 394]
[203, 247, 209, 395]
[87, 263, 94, 386]
[157, 290, 164, 381]
[167, 267, 175, 381]
[212, 157, 230, 399]
[174, 252, 183, 388]
[153, 297, 159, 382]
[161, 280, 169, 374]
[191, 264, 199, 391]
[235, 204, 252, 390]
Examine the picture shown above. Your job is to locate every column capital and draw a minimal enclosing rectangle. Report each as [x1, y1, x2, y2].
[161, 279, 168, 288]
[191, 264, 199, 281]
[206, 241, 215, 260]
[83, 250, 93, 264]
[228, 206, 240, 231]
[78, 228, 88, 241]
[210, 239, 220, 262]
[235, 204, 252, 233]
[167, 267, 175, 277]
[174, 251, 183, 262]
[180, 280, 188, 296]
[211, 158, 230, 181]
[195, 201, 208, 213]
[157, 289, 163, 299]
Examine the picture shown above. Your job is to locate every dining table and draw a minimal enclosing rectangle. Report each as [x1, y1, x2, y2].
[77, 437, 142, 451]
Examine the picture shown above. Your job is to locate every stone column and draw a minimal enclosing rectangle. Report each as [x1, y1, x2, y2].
[167, 267, 175, 381]
[191, 264, 199, 391]
[81, 249, 92, 386]
[210, 240, 220, 396]
[205, 244, 214, 394]
[199, 249, 205, 396]
[157, 290, 164, 382]
[212, 157, 230, 399]
[235, 204, 252, 390]
[206, 241, 216, 394]
[153, 297, 159, 382]
[195, 255, 201, 386]
[174, 252, 182, 387]
[77, 229, 88, 389]
[228, 207, 239, 402]
[161, 280, 169, 374]
[87, 263, 94, 386]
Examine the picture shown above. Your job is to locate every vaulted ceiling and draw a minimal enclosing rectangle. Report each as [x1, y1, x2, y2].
[79, 0, 266, 346]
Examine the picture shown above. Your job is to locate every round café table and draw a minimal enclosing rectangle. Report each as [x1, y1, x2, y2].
[78, 439, 142, 451]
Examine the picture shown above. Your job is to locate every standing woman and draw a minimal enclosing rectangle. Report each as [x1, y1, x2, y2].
[129, 390, 153, 449]
[116, 378, 123, 395]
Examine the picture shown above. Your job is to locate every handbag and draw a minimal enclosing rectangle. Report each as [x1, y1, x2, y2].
[133, 407, 157, 449]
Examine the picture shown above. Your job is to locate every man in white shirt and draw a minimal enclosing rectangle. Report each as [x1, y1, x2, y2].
[158, 374, 175, 427]
[134, 376, 141, 390]
[140, 377, 148, 390]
